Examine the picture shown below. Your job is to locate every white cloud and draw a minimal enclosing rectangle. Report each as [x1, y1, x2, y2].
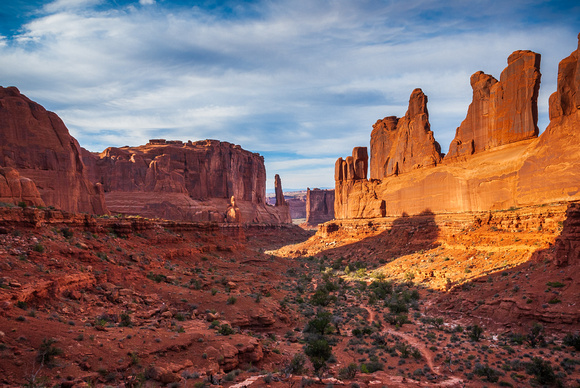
[139, 0, 155, 5]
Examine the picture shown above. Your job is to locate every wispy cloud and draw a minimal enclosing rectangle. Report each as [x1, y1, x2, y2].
[0, 0, 578, 190]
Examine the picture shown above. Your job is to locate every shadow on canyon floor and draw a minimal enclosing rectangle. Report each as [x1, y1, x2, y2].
[315, 209, 440, 269]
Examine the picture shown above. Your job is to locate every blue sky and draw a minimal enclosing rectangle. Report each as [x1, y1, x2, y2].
[1, 0, 578, 191]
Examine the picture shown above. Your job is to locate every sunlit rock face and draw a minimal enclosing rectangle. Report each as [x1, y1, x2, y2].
[83, 139, 291, 223]
[334, 37, 580, 219]
[446, 50, 541, 160]
[0, 86, 108, 214]
[370, 88, 442, 179]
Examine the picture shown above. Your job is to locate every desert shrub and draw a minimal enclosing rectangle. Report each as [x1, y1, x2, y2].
[473, 363, 502, 383]
[285, 353, 307, 375]
[526, 322, 545, 348]
[338, 363, 358, 379]
[469, 325, 484, 341]
[33, 243, 45, 253]
[304, 311, 333, 336]
[217, 324, 234, 336]
[119, 313, 132, 327]
[360, 359, 383, 373]
[305, 339, 332, 378]
[226, 296, 237, 305]
[525, 357, 557, 386]
[310, 289, 336, 306]
[61, 227, 74, 239]
[147, 272, 166, 283]
[546, 281, 565, 288]
[36, 338, 63, 366]
[563, 332, 580, 351]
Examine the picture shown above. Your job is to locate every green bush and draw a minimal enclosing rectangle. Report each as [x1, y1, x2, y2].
[217, 324, 234, 336]
[305, 339, 332, 378]
[563, 332, 580, 351]
[36, 338, 63, 366]
[525, 357, 557, 386]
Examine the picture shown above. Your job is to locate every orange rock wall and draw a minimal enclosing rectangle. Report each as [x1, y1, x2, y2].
[83, 141, 291, 224]
[335, 37, 580, 219]
[446, 50, 541, 160]
[0, 87, 108, 214]
[305, 188, 334, 226]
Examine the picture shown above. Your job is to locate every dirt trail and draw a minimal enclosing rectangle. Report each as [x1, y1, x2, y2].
[364, 306, 464, 387]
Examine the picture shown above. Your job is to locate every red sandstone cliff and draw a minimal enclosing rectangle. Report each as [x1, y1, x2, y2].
[370, 89, 442, 179]
[0, 87, 108, 214]
[0, 167, 44, 207]
[83, 140, 291, 224]
[446, 50, 541, 160]
[334, 36, 580, 219]
[305, 188, 334, 226]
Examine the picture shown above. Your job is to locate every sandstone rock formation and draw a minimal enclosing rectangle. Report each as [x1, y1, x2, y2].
[446, 50, 541, 160]
[0, 167, 44, 207]
[305, 188, 334, 226]
[334, 36, 580, 219]
[83, 140, 291, 224]
[0, 87, 108, 214]
[370, 89, 442, 179]
[274, 174, 286, 206]
[225, 196, 242, 223]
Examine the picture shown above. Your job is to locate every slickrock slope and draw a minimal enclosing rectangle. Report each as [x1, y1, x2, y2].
[335, 38, 580, 219]
[446, 50, 541, 160]
[0, 87, 108, 214]
[305, 188, 334, 226]
[369, 88, 443, 179]
[83, 140, 291, 224]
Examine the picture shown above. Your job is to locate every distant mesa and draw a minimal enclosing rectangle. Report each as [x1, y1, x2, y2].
[305, 188, 334, 226]
[335, 34, 580, 219]
[82, 139, 291, 224]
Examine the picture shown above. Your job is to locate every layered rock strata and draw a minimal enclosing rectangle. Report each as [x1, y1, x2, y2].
[446, 50, 541, 160]
[83, 140, 291, 224]
[305, 188, 335, 226]
[0, 87, 108, 214]
[335, 38, 580, 219]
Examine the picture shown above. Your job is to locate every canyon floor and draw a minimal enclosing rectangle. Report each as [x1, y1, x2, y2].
[0, 203, 579, 387]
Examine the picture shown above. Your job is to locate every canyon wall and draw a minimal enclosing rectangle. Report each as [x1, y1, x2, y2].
[335, 37, 580, 219]
[446, 50, 541, 160]
[305, 188, 335, 226]
[0, 87, 108, 214]
[83, 140, 291, 224]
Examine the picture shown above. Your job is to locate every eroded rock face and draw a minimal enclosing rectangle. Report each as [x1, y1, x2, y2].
[370, 89, 442, 179]
[334, 36, 580, 219]
[446, 50, 541, 160]
[305, 188, 334, 226]
[0, 167, 44, 207]
[0, 87, 108, 214]
[84, 140, 290, 223]
[274, 174, 286, 206]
